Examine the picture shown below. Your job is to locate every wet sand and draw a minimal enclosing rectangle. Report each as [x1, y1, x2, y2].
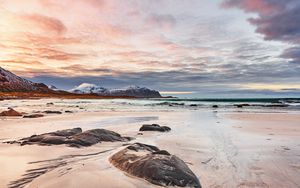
[0, 109, 299, 188]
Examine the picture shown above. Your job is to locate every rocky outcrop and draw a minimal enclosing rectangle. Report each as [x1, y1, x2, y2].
[0, 67, 53, 93]
[139, 124, 171, 132]
[70, 83, 162, 98]
[0, 108, 22, 116]
[108, 86, 162, 98]
[110, 143, 201, 188]
[7, 128, 132, 147]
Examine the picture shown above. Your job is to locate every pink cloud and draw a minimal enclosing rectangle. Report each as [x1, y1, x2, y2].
[221, 0, 281, 15]
[22, 14, 66, 35]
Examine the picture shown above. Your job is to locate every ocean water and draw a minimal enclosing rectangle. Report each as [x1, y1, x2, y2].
[1, 98, 300, 113]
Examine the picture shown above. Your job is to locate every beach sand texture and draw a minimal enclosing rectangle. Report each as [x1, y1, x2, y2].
[0, 100, 299, 188]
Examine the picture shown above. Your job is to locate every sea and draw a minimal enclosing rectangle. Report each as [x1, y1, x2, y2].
[1, 97, 299, 114]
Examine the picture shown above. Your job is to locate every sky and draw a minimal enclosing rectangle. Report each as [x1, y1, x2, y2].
[0, 0, 299, 97]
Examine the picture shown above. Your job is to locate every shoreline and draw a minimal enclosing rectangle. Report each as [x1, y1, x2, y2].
[0, 102, 299, 187]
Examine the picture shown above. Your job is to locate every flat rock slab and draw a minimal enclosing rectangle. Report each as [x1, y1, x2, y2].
[43, 110, 62, 114]
[110, 143, 201, 188]
[139, 124, 171, 132]
[6, 128, 132, 147]
[23, 114, 44, 118]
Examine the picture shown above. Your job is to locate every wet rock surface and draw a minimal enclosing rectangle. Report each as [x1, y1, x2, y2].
[23, 114, 44, 118]
[7, 128, 132, 147]
[110, 143, 201, 188]
[139, 124, 171, 132]
[43, 110, 62, 114]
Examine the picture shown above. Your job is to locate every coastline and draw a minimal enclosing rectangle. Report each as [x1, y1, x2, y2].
[0, 92, 140, 100]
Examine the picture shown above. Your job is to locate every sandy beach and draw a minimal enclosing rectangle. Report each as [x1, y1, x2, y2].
[0, 99, 300, 188]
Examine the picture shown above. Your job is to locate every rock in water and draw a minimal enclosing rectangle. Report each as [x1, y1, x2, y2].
[139, 124, 171, 132]
[110, 143, 201, 188]
[0, 108, 22, 116]
[9, 128, 132, 147]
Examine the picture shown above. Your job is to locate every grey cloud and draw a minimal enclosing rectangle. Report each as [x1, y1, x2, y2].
[222, 0, 300, 63]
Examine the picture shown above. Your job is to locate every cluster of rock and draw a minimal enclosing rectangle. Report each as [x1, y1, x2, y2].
[4, 121, 201, 187]
[0, 107, 76, 118]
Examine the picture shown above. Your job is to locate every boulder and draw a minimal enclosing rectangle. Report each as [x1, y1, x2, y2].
[139, 124, 171, 132]
[0, 108, 22, 116]
[110, 143, 201, 188]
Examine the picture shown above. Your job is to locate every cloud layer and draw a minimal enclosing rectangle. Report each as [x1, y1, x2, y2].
[222, 0, 300, 63]
[0, 0, 299, 96]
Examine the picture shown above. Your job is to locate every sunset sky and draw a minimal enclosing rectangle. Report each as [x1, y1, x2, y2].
[0, 0, 299, 97]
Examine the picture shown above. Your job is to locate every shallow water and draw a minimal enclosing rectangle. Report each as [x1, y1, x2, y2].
[1, 98, 299, 115]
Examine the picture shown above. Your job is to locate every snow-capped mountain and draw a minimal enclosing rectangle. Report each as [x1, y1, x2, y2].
[70, 83, 161, 98]
[48, 85, 59, 90]
[0, 67, 52, 92]
[70, 83, 108, 94]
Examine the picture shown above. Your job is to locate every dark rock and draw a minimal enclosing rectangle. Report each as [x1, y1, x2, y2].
[139, 124, 171, 132]
[10, 128, 131, 147]
[23, 114, 44, 118]
[234, 104, 243, 108]
[65, 110, 73, 113]
[0, 108, 22, 116]
[67, 129, 132, 147]
[110, 143, 201, 188]
[46, 102, 54, 106]
[264, 104, 289, 107]
[212, 105, 218, 108]
[190, 104, 198, 107]
[43, 110, 62, 114]
[234, 104, 250, 108]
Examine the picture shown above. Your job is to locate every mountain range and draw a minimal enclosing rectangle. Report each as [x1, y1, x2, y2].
[0, 67, 162, 98]
[0, 67, 52, 92]
[70, 83, 162, 98]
